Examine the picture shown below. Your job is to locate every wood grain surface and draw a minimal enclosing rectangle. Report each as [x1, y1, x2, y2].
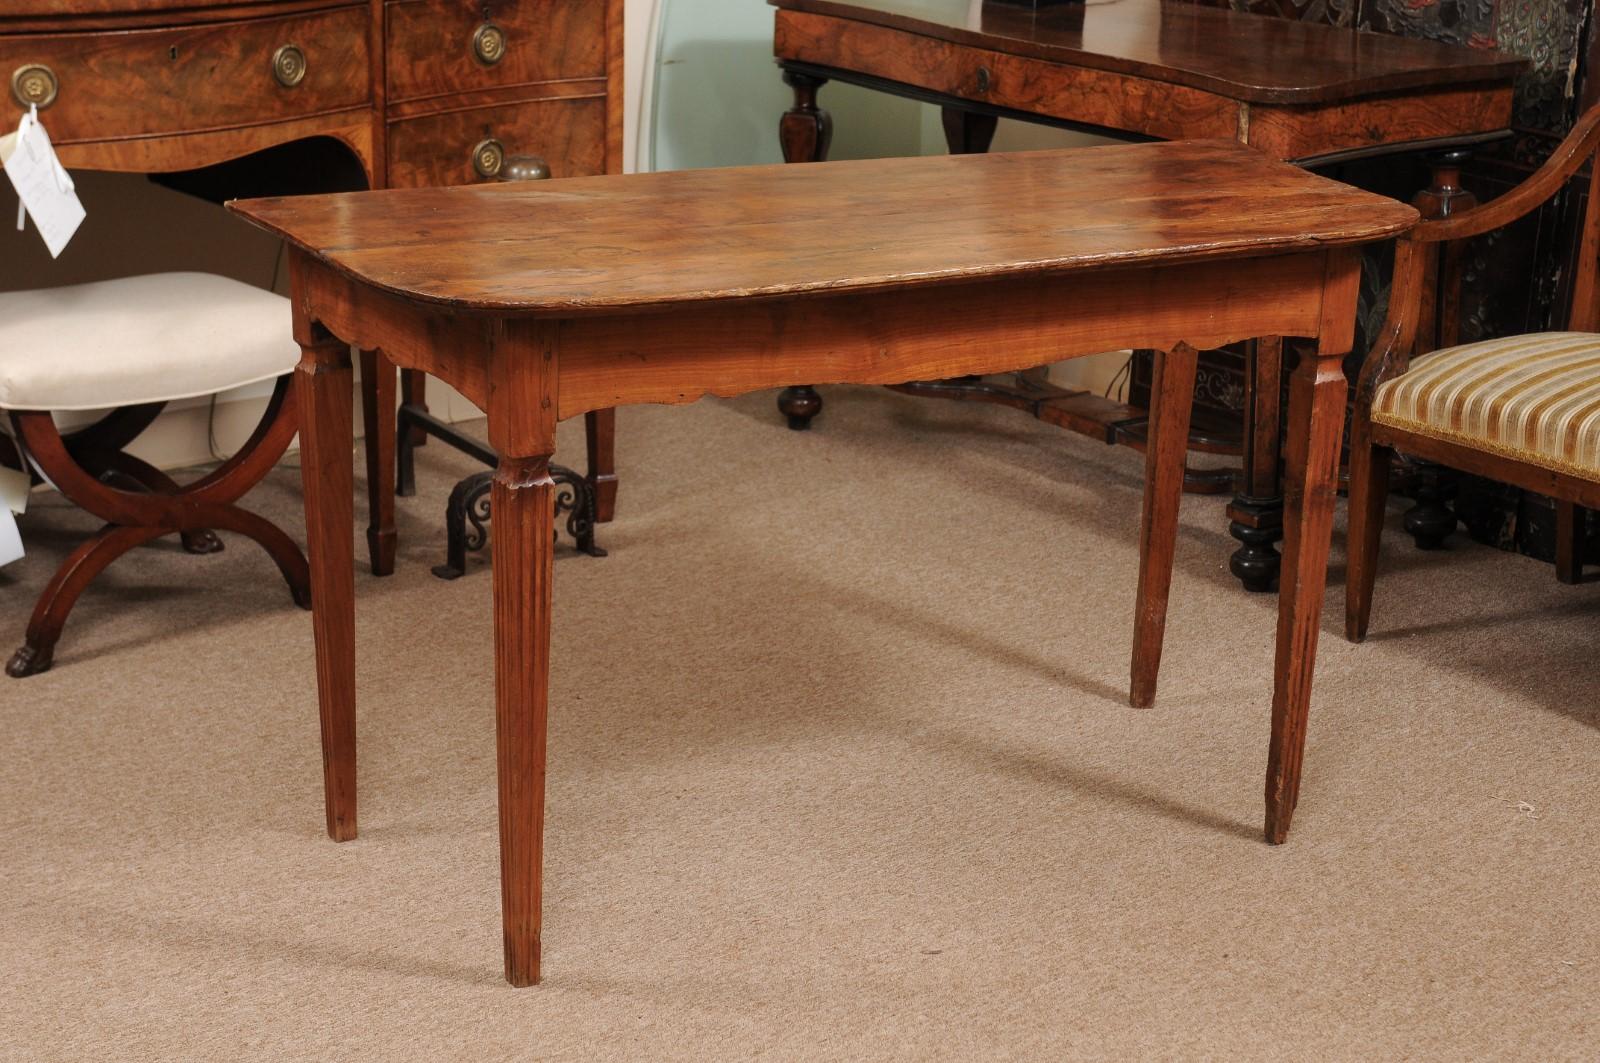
[771, 0, 1526, 105]
[232, 139, 1417, 313]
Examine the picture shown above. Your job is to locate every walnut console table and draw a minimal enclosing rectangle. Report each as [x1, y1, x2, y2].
[771, 0, 1526, 592]
[231, 140, 1415, 985]
[0, 0, 624, 580]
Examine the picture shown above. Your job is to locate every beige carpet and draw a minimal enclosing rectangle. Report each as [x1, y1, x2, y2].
[1, 386, 1596, 1061]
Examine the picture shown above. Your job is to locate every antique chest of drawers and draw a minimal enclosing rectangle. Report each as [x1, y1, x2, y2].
[0, 0, 623, 188]
[0, 0, 625, 584]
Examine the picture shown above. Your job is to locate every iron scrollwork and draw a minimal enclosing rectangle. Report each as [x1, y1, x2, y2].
[431, 463, 606, 581]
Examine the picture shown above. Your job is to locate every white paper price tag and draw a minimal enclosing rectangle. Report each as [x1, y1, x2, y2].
[1, 107, 84, 258]
[0, 509, 21, 568]
[0, 463, 27, 566]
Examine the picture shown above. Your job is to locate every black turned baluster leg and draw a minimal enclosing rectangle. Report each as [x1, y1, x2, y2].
[1228, 336, 1285, 592]
[776, 69, 832, 431]
[1401, 151, 1475, 552]
[1403, 461, 1458, 549]
[941, 105, 997, 156]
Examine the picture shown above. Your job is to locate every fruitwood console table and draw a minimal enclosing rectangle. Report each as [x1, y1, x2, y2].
[231, 140, 1416, 985]
[771, 0, 1526, 592]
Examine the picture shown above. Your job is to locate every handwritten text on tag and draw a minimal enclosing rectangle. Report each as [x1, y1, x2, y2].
[1, 108, 85, 258]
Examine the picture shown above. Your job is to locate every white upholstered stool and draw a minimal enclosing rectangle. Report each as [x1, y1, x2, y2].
[0, 272, 309, 677]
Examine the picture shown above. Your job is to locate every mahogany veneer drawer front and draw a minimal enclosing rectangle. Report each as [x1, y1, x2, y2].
[386, 0, 605, 103]
[0, 4, 370, 145]
[386, 96, 606, 186]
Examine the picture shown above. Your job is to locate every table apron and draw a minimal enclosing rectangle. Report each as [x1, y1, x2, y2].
[553, 250, 1334, 420]
[293, 248, 1340, 425]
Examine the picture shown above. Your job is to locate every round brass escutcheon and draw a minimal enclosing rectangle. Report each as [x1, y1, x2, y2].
[11, 64, 58, 109]
[974, 66, 992, 94]
[272, 44, 308, 88]
[472, 22, 508, 66]
[472, 137, 506, 179]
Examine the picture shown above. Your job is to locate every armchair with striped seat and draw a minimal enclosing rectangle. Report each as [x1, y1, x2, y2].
[1346, 106, 1600, 642]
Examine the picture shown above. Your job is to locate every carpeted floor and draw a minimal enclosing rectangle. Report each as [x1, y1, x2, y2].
[1, 386, 1595, 1062]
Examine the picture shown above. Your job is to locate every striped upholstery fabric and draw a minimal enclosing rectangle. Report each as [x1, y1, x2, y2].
[1371, 332, 1600, 482]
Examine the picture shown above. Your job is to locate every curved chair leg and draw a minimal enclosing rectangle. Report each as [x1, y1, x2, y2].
[7, 524, 167, 677]
[204, 505, 312, 608]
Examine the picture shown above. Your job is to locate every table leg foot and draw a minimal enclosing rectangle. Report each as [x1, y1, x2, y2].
[1228, 495, 1283, 593]
[778, 385, 822, 430]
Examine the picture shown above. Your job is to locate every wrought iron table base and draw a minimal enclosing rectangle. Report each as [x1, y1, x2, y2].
[431, 467, 604, 580]
[395, 402, 604, 580]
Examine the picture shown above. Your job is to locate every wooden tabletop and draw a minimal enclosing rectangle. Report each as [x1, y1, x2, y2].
[231, 139, 1416, 315]
[771, 0, 1527, 104]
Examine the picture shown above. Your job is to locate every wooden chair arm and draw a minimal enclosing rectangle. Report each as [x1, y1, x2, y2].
[1355, 238, 1429, 405]
[1413, 105, 1600, 244]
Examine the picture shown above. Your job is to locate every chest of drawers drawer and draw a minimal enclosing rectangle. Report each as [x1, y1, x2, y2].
[386, 95, 606, 187]
[385, 0, 605, 104]
[0, 4, 370, 145]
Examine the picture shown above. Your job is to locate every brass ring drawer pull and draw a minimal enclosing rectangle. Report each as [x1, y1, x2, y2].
[11, 64, 58, 109]
[472, 137, 506, 179]
[498, 155, 551, 183]
[473, 23, 508, 66]
[272, 44, 307, 88]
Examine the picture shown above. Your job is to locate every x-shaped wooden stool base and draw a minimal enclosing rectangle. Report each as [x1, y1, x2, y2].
[7, 376, 309, 678]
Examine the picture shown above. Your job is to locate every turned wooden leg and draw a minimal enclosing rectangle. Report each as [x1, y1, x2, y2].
[395, 368, 428, 498]
[1264, 348, 1348, 844]
[1228, 336, 1285, 593]
[360, 349, 398, 576]
[1130, 343, 1198, 709]
[941, 106, 998, 155]
[1556, 500, 1584, 585]
[585, 408, 618, 524]
[776, 68, 832, 432]
[401, 368, 429, 446]
[1344, 421, 1392, 643]
[491, 455, 556, 987]
[296, 334, 358, 843]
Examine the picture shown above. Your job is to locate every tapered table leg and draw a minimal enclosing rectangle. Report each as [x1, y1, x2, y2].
[491, 454, 555, 987]
[1130, 343, 1198, 709]
[296, 334, 358, 842]
[360, 349, 398, 576]
[585, 408, 618, 524]
[1263, 348, 1348, 844]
